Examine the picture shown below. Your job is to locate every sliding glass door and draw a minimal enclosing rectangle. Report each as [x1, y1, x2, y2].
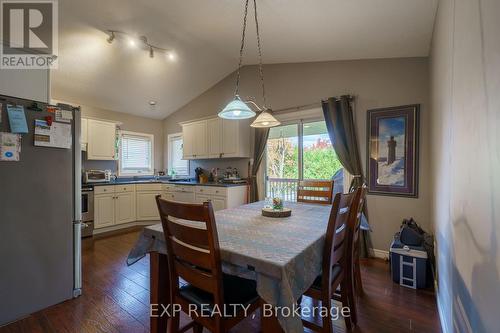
[265, 120, 342, 201]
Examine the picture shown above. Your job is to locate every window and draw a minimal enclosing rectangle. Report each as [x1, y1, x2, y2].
[168, 133, 189, 176]
[265, 120, 343, 200]
[118, 131, 154, 176]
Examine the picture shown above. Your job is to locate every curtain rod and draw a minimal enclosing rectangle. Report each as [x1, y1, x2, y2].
[272, 95, 354, 114]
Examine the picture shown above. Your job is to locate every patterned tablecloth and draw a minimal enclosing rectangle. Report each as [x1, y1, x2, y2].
[127, 201, 333, 333]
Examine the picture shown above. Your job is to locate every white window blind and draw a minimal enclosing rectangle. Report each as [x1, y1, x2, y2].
[119, 131, 154, 176]
[168, 134, 189, 176]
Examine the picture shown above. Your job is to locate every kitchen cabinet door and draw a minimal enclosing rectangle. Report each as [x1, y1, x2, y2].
[195, 194, 212, 204]
[87, 119, 116, 160]
[182, 123, 195, 159]
[94, 194, 115, 228]
[115, 192, 136, 224]
[222, 119, 238, 157]
[136, 192, 161, 221]
[193, 121, 208, 158]
[207, 118, 222, 158]
[163, 191, 195, 203]
[211, 197, 226, 211]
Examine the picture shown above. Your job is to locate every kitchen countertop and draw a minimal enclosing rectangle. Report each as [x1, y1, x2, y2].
[84, 179, 248, 188]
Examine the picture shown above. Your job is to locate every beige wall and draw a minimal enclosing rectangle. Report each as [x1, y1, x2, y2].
[430, 0, 500, 331]
[164, 57, 431, 251]
[53, 99, 164, 173]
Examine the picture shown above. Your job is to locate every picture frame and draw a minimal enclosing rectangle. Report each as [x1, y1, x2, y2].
[366, 104, 419, 197]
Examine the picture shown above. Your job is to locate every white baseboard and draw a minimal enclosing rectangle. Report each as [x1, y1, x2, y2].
[369, 248, 389, 260]
[92, 220, 158, 235]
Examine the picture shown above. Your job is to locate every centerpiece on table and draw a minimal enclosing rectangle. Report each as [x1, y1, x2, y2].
[262, 191, 291, 218]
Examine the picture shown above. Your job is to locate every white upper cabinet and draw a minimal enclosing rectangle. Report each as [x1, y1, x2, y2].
[86, 119, 116, 160]
[222, 119, 242, 158]
[182, 120, 208, 159]
[182, 117, 250, 160]
[207, 118, 222, 158]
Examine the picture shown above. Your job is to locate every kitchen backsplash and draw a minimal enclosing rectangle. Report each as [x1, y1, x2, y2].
[83, 151, 251, 180]
[82, 151, 117, 173]
[189, 158, 251, 179]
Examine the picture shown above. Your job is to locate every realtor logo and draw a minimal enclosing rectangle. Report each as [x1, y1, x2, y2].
[1, 0, 58, 69]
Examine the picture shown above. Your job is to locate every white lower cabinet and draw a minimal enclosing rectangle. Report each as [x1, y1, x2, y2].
[195, 194, 227, 211]
[94, 194, 115, 228]
[94, 185, 136, 229]
[211, 197, 227, 211]
[162, 184, 195, 203]
[194, 185, 245, 212]
[115, 192, 136, 224]
[136, 184, 162, 221]
[93, 183, 247, 233]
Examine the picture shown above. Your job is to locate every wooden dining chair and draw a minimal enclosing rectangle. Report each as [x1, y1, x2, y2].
[301, 191, 357, 333]
[297, 180, 334, 204]
[155, 196, 261, 333]
[350, 185, 367, 300]
[340, 185, 367, 327]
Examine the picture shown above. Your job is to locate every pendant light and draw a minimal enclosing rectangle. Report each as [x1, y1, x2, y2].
[218, 0, 256, 120]
[250, 108, 281, 128]
[249, 0, 280, 128]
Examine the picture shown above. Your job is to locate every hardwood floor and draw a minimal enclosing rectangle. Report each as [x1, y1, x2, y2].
[0, 230, 441, 333]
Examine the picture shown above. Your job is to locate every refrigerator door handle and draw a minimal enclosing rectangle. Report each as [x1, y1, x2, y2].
[73, 220, 82, 297]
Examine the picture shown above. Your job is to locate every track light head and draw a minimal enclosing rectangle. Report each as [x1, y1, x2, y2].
[128, 37, 137, 48]
[149, 47, 154, 58]
[106, 32, 115, 44]
[167, 51, 176, 61]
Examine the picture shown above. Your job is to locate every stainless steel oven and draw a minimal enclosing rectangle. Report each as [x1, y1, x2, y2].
[81, 187, 94, 237]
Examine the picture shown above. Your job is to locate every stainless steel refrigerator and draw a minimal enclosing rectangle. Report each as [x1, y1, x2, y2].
[0, 94, 82, 325]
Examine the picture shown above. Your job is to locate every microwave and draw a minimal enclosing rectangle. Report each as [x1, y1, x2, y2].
[83, 170, 111, 183]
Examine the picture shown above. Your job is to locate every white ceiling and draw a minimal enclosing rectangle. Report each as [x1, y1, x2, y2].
[53, 0, 438, 119]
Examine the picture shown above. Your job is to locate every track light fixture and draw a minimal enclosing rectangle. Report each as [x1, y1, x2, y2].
[105, 30, 175, 61]
[106, 31, 115, 44]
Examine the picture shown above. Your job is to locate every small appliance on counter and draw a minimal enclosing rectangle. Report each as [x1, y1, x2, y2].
[194, 167, 204, 182]
[219, 167, 246, 184]
[83, 169, 111, 183]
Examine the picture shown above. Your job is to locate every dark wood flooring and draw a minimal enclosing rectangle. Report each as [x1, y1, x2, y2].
[0, 229, 441, 333]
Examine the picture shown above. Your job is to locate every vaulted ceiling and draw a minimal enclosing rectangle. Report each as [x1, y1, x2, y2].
[52, 0, 438, 119]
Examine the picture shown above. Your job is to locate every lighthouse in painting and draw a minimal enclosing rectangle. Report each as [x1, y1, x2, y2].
[387, 136, 397, 164]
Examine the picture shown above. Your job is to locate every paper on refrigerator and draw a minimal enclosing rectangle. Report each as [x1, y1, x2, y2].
[0, 132, 21, 161]
[34, 119, 72, 149]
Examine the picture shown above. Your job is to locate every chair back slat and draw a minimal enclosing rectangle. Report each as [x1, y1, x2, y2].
[168, 219, 209, 249]
[297, 180, 334, 204]
[170, 236, 212, 270]
[322, 192, 355, 273]
[174, 261, 217, 294]
[350, 186, 367, 257]
[156, 196, 224, 305]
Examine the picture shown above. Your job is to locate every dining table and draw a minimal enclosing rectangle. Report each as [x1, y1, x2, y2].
[127, 200, 337, 333]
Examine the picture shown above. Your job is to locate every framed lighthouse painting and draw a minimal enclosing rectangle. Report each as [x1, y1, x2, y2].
[366, 104, 419, 197]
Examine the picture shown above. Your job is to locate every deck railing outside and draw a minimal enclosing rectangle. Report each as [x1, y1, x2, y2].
[266, 178, 299, 202]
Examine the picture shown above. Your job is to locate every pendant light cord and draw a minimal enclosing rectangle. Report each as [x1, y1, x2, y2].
[235, 0, 250, 97]
[253, 0, 267, 109]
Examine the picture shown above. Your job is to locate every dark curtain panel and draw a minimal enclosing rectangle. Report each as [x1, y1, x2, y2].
[250, 128, 270, 202]
[322, 95, 373, 257]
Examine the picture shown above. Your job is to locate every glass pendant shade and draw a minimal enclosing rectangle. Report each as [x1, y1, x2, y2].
[218, 98, 256, 120]
[250, 109, 281, 128]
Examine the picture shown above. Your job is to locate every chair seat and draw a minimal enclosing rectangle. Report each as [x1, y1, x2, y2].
[311, 264, 343, 289]
[179, 274, 259, 317]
